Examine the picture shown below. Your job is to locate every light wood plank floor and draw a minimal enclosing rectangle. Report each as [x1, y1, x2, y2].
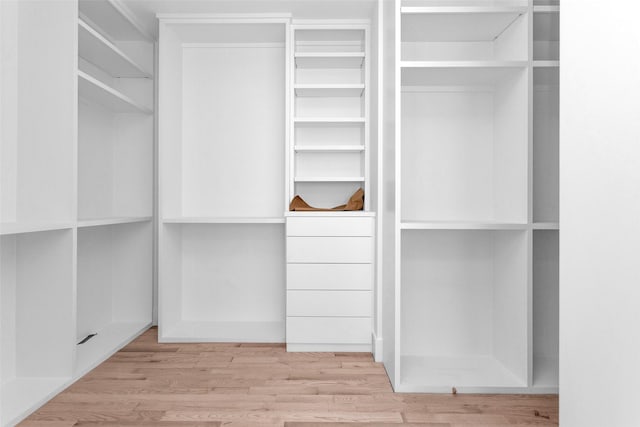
[22, 328, 558, 427]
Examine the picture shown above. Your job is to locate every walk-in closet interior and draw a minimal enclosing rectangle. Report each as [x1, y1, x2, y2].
[0, 0, 559, 425]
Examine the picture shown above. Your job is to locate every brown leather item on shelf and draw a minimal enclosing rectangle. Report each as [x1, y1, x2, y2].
[289, 188, 364, 211]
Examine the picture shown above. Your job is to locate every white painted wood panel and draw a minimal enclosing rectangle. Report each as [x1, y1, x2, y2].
[181, 44, 284, 218]
[287, 263, 372, 290]
[287, 290, 372, 317]
[287, 236, 373, 263]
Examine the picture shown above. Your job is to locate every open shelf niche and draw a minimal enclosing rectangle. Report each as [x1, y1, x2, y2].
[1, 230, 75, 426]
[400, 229, 528, 390]
[400, 64, 529, 226]
[290, 24, 370, 210]
[401, 4, 528, 62]
[158, 17, 289, 342]
[76, 222, 152, 375]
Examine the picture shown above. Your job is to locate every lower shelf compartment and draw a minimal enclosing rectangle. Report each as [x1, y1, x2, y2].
[1, 377, 71, 426]
[160, 321, 285, 343]
[75, 321, 150, 376]
[399, 355, 527, 392]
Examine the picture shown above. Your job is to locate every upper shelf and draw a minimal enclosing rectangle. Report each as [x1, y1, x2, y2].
[295, 52, 365, 69]
[78, 19, 151, 78]
[294, 84, 365, 97]
[401, 6, 527, 42]
[78, 71, 153, 114]
[401, 61, 527, 87]
[79, 0, 153, 42]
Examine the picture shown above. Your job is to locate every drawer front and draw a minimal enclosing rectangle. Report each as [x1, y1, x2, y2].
[287, 263, 372, 290]
[287, 236, 373, 264]
[286, 317, 371, 344]
[287, 290, 372, 317]
[287, 217, 373, 237]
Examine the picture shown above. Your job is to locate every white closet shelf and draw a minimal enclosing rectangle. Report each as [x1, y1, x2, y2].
[1, 377, 72, 427]
[533, 222, 559, 230]
[533, 5, 560, 13]
[295, 177, 365, 183]
[399, 355, 526, 392]
[294, 117, 365, 124]
[295, 52, 365, 69]
[77, 216, 152, 228]
[402, 60, 528, 68]
[401, 221, 528, 230]
[0, 221, 74, 235]
[75, 321, 151, 377]
[534, 60, 560, 68]
[78, 19, 152, 78]
[294, 145, 365, 152]
[401, 6, 527, 43]
[79, 0, 153, 42]
[294, 84, 365, 97]
[401, 62, 526, 87]
[160, 321, 285, 343]
[78, 71, 153, 114]
[162, 217, 285, 224]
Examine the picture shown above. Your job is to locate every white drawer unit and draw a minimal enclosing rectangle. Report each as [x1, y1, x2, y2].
[287, 236, 373, 264]
[285, 215, 375, 352]
[287, 263, 372, 290]
[287, 290, 372, 317]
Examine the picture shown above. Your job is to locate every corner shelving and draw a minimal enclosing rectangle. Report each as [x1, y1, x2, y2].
[78, 0, 153, 42]
[78, 70, 152, 114]
[78, 19, 151, 78]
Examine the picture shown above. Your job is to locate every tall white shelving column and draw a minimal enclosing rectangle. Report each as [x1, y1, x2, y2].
[157, 16, 291, 343]
[393, 0, 531, 392]
[285, 22, 375, 352]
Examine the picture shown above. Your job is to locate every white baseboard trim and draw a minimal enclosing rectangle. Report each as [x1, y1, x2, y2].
[372, 331, 383, 362]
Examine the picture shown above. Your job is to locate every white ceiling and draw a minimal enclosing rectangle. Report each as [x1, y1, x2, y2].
[123, 0, 377, 38]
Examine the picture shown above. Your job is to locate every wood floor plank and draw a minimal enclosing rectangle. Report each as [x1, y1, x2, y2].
[21, 328, 558, 427]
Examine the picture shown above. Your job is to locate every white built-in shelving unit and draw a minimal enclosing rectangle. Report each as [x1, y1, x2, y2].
[289, 24, 370, 210]
[381, 0, 559, 393]
[0, 1, 154, 425]
[158, 16, 290, 343]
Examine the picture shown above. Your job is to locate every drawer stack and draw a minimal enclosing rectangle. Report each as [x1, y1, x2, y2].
[286, 215, 374, 352]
